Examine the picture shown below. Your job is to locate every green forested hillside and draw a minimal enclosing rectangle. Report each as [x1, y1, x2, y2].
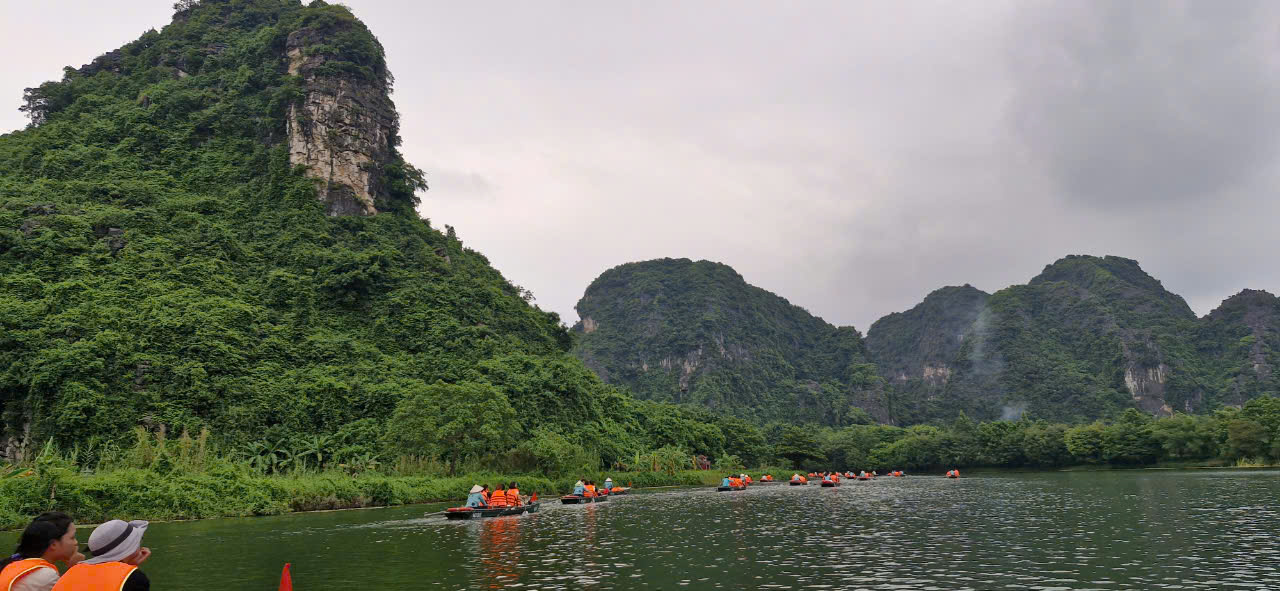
[868, 256, 1279, 424]
[571, 258, 885, 426]
[0, 0, 744, 472]
[577, 255, 1280, 428]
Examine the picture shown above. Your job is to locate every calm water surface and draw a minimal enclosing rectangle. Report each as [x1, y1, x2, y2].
[14, 469, 1279, 589]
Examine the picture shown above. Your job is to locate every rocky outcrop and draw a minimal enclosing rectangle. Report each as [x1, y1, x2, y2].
[1124, 364, 1174, 416]
[284, 26, 397, 216]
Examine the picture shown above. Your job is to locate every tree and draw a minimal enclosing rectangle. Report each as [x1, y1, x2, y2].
[776, 426, 825, 468]
[383, 381, 517, 474]
[1225, 419, 1269, 460]
[1065, 422, 1105, 463]
[1100, 409, 1158, 464]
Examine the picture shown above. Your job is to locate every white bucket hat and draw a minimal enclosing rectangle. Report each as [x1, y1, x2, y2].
[469, 485, 484, 494]
[85, 520, 148, 564]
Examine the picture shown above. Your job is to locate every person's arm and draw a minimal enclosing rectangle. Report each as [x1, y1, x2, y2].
[122, 570, 150, 591]
[12, 567, 59, 591]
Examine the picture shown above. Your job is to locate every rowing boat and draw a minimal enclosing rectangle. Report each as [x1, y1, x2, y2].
[442, 502, 542, 520]
[820, 480, 840, 487]
[717, 485, 746, 491]
[560, 494, 610, 504]
[788, 480, 807, 486]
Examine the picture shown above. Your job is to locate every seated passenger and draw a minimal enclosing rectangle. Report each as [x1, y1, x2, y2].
[490, 484, 509, 507]
[506, 482, 520, 506]
[465, 485, 489, 508]
[603, 478, 614, 491]
[573, 480, 586, 495]
[722, 476, 732, 487]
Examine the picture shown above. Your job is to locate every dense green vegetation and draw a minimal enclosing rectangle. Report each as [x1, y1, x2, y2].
[572, 258, 885, 426]
[0, 0, 756, 483]
[0, 431, 750, 530]
[788, 395, 1280, 473]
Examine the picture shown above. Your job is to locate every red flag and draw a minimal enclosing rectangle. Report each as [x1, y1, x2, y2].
[531, 492, 538, 502]
[279, 563, 293, 591]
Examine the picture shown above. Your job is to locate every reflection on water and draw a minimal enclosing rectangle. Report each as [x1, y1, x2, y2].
[8, 470, 1278, 590]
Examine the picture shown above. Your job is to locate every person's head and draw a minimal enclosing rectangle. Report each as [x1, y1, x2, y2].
[509, 482, 517, 489]
[84, 519, 149, 566]
[495, 483, 505, 490]
[1, 512, 77, 569]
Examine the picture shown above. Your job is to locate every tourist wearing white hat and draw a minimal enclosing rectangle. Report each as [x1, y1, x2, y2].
[51, 520, 151, 591]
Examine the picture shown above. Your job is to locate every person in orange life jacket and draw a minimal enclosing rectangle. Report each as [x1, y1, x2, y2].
[52, 519, 151, 591]
[489, 483, 508, 507]
[584, 481, 597, 497]
[0, 511, 85, 591]
[505, 482, 521, 505]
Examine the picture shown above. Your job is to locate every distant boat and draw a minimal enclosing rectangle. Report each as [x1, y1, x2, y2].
[561, 494, 610, 504]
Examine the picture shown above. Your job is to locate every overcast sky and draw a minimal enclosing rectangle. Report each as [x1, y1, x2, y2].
[4, 0, 1279, 331]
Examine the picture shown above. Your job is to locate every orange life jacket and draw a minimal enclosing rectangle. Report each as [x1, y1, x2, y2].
[490, 491, 509, 507]
[0, 558, 57, 590]
[506, 488, 520, 504]
[51, 562, 137, 591]
[584, 485, 596, 497]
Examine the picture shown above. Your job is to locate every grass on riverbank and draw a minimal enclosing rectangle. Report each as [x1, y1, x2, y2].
[0, 466, 800, 530]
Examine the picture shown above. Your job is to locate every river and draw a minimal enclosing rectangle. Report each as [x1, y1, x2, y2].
[7, 469, 1278, 589]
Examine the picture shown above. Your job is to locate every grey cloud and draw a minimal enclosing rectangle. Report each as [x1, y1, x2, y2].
[1007, 0, 1280, 209]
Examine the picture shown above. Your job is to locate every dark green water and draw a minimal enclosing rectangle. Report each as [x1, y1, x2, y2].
[9, 469, 1279, 589]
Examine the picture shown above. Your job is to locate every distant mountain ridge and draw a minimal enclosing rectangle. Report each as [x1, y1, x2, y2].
[573, 255, 1280, 425]
[572, 258, 886, 426]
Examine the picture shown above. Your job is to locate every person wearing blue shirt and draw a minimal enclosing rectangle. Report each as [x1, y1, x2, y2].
[465, 485, 489, 508]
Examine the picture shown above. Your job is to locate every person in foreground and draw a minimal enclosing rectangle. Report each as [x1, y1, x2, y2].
[52, 519, 151, 591]
[0, 512, 85, 591]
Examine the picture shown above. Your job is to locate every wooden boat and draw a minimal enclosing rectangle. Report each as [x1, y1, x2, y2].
[820, 480, 840, 487]
[560, 494, 610, 504]
[788, 480, 807, 486]
[443, 502, 541, 520]
[717, 485, 746, 491]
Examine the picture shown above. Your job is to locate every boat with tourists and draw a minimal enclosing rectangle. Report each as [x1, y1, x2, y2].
[444, 503, 541, 520]
[717, 475, 747, 491]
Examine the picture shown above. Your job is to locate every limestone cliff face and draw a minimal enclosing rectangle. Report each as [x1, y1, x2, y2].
[284, 27, 397, 216]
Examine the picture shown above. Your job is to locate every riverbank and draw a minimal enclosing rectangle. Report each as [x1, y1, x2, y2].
[0, 467, 761, 530]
